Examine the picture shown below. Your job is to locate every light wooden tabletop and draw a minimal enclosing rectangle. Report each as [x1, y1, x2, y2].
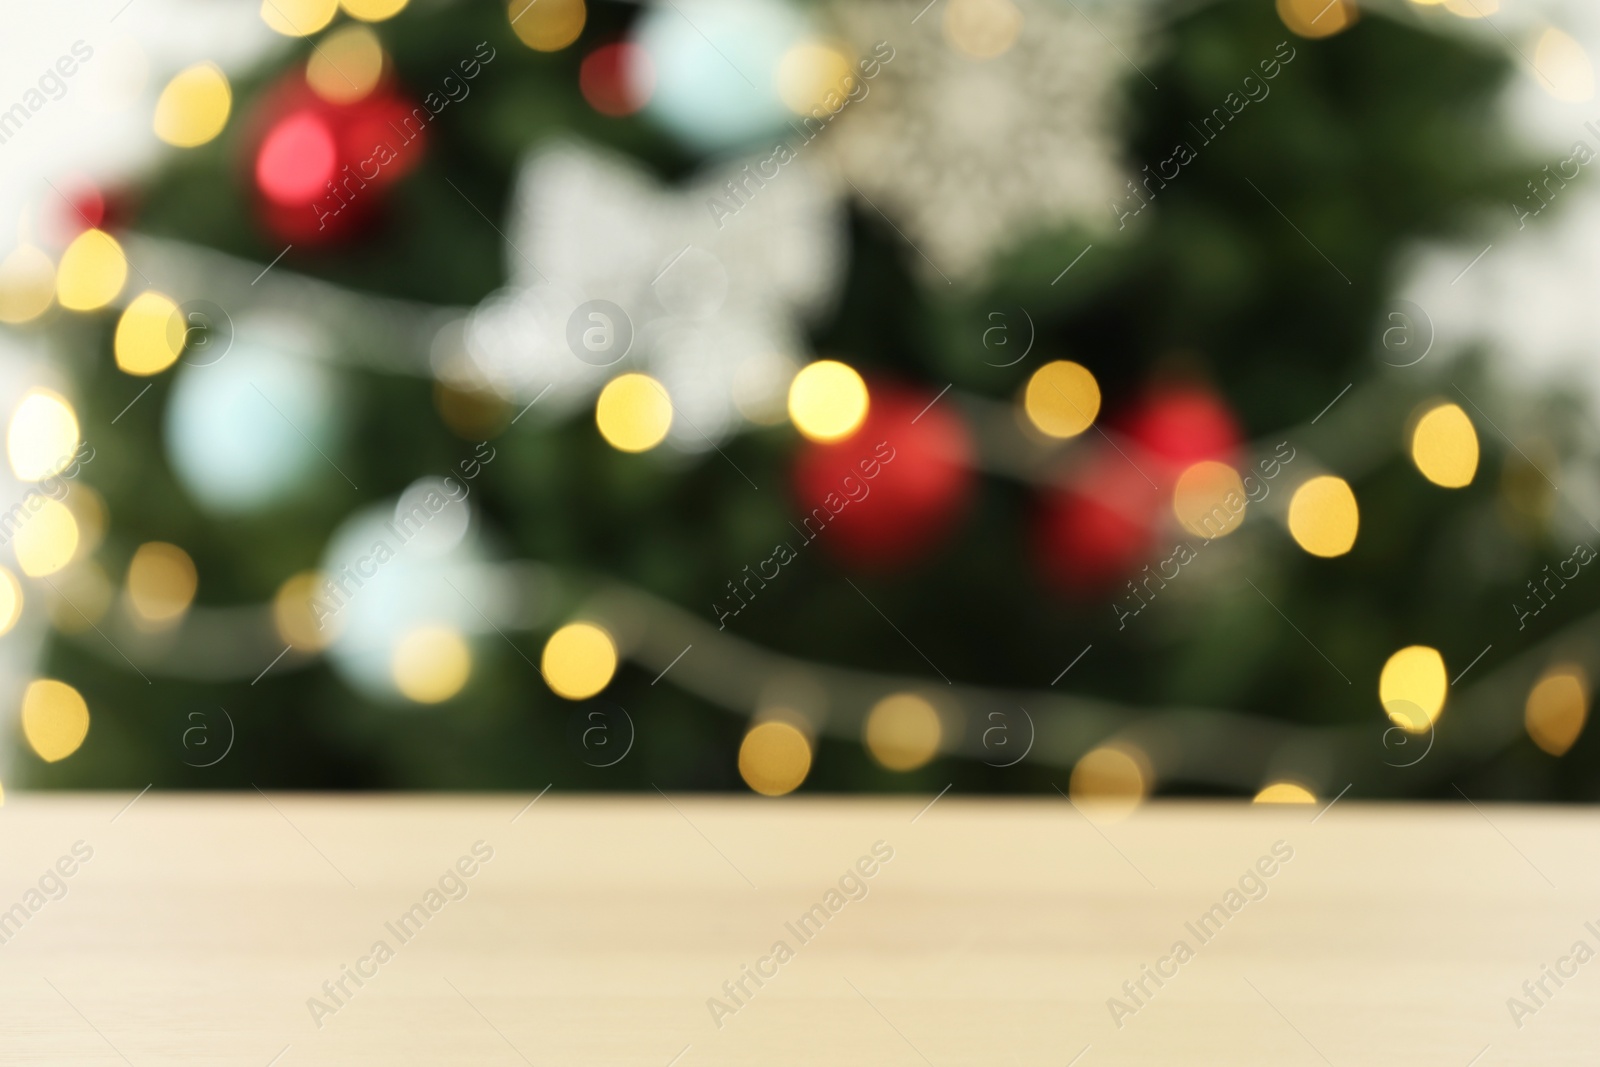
[0, 793, 1591, 1064]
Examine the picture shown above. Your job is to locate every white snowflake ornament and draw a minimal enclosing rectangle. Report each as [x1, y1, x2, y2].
[823, 0, 1150, 284]
[464, 141, 846, 450]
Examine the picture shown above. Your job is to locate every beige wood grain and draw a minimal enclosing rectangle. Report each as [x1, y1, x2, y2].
[0, 794, 1591, 1064]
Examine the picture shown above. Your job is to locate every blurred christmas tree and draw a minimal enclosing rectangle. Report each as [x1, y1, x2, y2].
[12, 0, 1595, 803]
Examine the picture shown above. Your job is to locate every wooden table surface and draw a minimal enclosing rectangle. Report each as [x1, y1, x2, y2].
[0, 793, 1592, 1064]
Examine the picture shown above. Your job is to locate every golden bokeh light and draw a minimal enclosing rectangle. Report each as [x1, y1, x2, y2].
[1525, 665, 1588, 756]
[153, 61, 232, 147]
[114, 291, 184, 376]
[1277, 0, 1357, 37]
[1380, 645, 1448, 733]
[126, 542, 198, 625]
[55, 229, 127, 311]
[1070, 744, 1149, 824]
[944, 0, 1023, 59]
[738, 720, 812, 796]
[0, 565, 22, 636]
[0, 245, 56, 324]
[1287, 475, 1359, 558]
[596, 373, 673, 453]
[863, 692, 943, 771]
[788, 359, 868, 443]
[1023, 360, 1100, 439]
[1173, 460, 1247, 539]
[308, 24, 386, 104]
[1411, 402, 1478, 488]
[7, 388, 80, 482]
[509, 0, 586, 52]
[46, 562, 111, 634]
[1253, 781, 1317, 804]
[541, 621, 618, 699]
[342, 0, 408, 20]
[1535, 28, 1594, 102]
[260, 0, 339, 36]
[13, 499, 79, 577]
[274, 571, 339, 650]
[392, 625, 472, 703]
[775, 41, 854, 115]
[21, 678, 89, 763]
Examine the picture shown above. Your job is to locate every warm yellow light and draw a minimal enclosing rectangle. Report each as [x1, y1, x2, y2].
[775, 41, 854, 115]
[55, 229, 127, 311]
[864, 693, 942, 771]
[21, 679, 89, 763]
[738, 721, 812, 796]
[1380, 645, 1448, 733]
[1069, 744, 1149, 824]
[1533, 28, 1593, 102]
[153, 62, 232, 147]
[114, 291, 184, 376]
[596, 373, 673, 453]
[944, 0, 1023, 59]
[392, 625, 472, 703]
[1411, 402, 1478, 488]
[13, 499, 78, 577]
[1173, 460, 1246, 539]
[541, 621, 618, 699]
[1287, 475, 1359, 558]
[509, 0, 586, 52]
[341, 0, 407, 20]
[1277, 0, 1356, 37]
[126, 542, 198, 624]
[1023, 360, 1100, 439]
[260, 0, 339, 36]
[308, 24, 386, 104]
[1253, 781, 1317, 804]
[7, 389, 80, 483]
[275, 571, 338, 650]
[0, 565, 22, 636]
[788, 360, 868, 443]
[0, 245, 56, 324]
[1526, 665, 1588, 756]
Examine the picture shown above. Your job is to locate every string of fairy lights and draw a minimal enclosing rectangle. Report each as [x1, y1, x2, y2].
[0, 0, 1594, 806]
[12, 302, 1586, 807]
[43, 537, 1600, 811]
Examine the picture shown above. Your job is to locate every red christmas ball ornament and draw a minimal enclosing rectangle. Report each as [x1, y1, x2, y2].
[791, 383, 974, 569]
[1034, 382, 1238, 592]
[245, 71, 427, 245]
[580, 42, 654, 117]
[64, 185, 105, 234]
[45, 175, 138, 242]
[1034, 449, 1163, 590]
[257, 112, 338, 206]
[1120, 384, 1242, 476]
